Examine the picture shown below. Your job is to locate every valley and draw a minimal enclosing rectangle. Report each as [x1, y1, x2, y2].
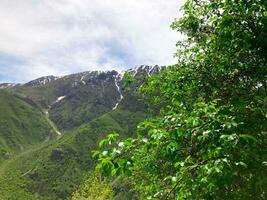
[0, 65, 160, 200]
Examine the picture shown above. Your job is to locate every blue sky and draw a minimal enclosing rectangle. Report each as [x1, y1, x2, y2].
[0, 0, 185, 83]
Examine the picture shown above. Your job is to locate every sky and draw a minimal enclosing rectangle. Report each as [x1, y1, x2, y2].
[0, 0, 185, 83]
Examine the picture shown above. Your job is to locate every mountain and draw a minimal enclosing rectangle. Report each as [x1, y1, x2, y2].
[0, 90, 56, 164]
[24, 76, 59, 87]
[0, 65, 164, 200]
[11, 65, 164, 131]
[0, 83, 19, 89]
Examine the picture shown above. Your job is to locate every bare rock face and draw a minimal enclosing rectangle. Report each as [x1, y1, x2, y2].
[24, 76, 58, 87]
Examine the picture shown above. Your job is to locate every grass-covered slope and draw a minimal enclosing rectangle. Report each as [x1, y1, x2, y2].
[0, 106, 146, 200]
[0, 67, 157, 199]
[26, 88, 147, 199]
[0, 90, 54, 163]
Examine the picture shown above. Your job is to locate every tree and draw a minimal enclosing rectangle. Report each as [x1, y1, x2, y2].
[72, 172, 113, 200]
[94, 0, 267, 199]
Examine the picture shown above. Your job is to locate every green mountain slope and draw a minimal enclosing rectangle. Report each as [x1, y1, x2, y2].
[0, 90, 55, 163]
[0, 106, 146, 200]
[12, 71, 122, 131]
[0, 66, 161, 199]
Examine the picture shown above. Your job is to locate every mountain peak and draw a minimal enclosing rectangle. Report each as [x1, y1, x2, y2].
[24, 75, 59, 87]
[128, 65, 166, 77]
[4, 65, 166, 89]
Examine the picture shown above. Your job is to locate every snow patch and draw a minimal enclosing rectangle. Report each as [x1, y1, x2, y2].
[56, 131, 62, 136]
[113, 102, 119, 110]
[148, 66, 155, 77]
[55, 76, 63, 80]
[81, 75, 86, 85]
[132, 68, 138, 77]
[112, 74, 123, 110]
[56, 96, 66, 103]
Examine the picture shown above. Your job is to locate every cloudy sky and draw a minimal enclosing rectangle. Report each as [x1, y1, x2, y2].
[0, 0, 185, 83]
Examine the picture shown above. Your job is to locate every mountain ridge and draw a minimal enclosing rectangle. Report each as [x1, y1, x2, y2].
[0, 64, 164, 199]
[0, 65, 165, 88]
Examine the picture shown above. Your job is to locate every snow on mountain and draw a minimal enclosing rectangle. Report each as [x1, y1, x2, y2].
[0, 83, 19, 89]
[14, 65, 165, 90]
[128, 65, 166, 77]
[112, 74, 124, 110]
[24, 76, 58, 87]
[55, 96, 66, 103]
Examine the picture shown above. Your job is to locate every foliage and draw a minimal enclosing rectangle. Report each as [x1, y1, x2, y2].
[72, 172, 113, 200]
[122, 71, 136, 92]
[94, 0, 267, 199]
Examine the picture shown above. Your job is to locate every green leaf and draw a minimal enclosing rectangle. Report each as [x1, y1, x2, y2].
[239, 134, 257, 142]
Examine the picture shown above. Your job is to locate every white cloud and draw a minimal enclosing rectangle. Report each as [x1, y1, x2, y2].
[0, 0, 185, 83]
